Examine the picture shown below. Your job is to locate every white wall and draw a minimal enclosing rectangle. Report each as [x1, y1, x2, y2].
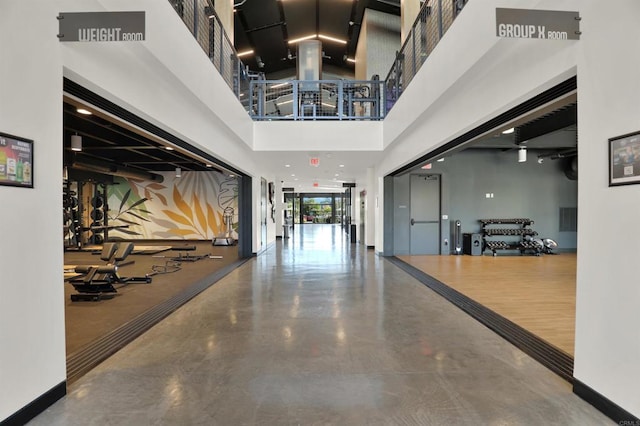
[253, 121, 383, 151]
[0, 2, 66, 421]
[574, 0, 640, 417]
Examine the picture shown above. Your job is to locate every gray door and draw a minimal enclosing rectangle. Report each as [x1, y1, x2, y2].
[410, 174, 440, 254]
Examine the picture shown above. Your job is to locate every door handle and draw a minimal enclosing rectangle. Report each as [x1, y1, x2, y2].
[410, 218, 415, 226]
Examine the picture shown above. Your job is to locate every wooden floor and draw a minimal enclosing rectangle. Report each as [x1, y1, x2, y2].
[397, 253, 576, 356]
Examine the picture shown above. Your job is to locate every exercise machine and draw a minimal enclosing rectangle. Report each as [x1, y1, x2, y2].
[212, 207, 237, 246]
[68, 242, 152, 301]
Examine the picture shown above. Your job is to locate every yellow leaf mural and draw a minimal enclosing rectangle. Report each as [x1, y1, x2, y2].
[162, 210, 193, 227]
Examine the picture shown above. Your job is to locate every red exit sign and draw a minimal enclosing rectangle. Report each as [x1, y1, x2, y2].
[309, 157, 319, 167]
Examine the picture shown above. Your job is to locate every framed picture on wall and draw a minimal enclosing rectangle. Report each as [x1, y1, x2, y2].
[609, 130, 640, 186]
[0, 132, 34, 189]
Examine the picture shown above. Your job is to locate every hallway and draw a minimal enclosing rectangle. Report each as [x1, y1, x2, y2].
[31, 225, 609, 425]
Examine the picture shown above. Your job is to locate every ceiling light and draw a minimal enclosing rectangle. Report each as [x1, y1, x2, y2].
[318, 34, 347, 44]
[437, 158, 445, 162]
[285, 164, 291, 167]
[229, 174, 235, 178]
[518, 147, 527, 163]
[165, 146, 174, 151]
[288, 34, 317, 44]
[76, 108, 92, 115]
[502, 127, 515, 134]
[339, 164, 344, 167]
[346, 57, 356, 63]
[175, 167, 182, 178]
[206, 164, 213, 168]
[271, 82, 291, 89]
[237, 49, 254, 58]
[71, 135, 82, 152]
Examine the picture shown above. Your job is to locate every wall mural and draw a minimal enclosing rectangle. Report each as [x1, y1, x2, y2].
[106, 171, 238, 240]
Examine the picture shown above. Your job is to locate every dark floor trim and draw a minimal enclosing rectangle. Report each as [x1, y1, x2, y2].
[387, 256, 574, 382]
[66, 258, 250, 384]
[1, 382, 66, 426]
[573, 380, 639, 424]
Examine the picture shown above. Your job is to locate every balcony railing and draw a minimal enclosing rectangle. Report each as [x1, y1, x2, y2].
[169, 0, 254, 99]
[248, 80, 385, 121]
[385, 0, 469, 112]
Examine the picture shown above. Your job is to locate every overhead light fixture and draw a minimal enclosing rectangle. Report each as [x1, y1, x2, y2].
[502, 127, 515, 134]
[437, 158, 445, 162]
[346, 57, 356, 63]
[518, 147, 527, 163]
[71, 134, 82, 152]
[76, 108, 92, 115]
[271, 81, 291, 89]
[288, 34, 317, 45]
[237, 49, 254, 58]
[285, 164, 291, 167]
[318, 34, 347, 45]
[175, 167, 182, 178]
[339, 164, 344, 168]
[205, 163, 213, 168]
[165, 146, 174, 151]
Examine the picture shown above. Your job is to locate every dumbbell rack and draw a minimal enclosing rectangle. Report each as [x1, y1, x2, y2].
[479, 218, 539, 256]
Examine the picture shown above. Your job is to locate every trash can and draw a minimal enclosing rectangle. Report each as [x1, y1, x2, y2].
[283, 224, 290, 239]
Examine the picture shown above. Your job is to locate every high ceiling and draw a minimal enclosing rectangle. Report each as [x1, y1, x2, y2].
[234, 0, 401, 76]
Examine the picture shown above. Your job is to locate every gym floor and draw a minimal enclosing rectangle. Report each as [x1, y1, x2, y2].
[63, 241, 240, 356]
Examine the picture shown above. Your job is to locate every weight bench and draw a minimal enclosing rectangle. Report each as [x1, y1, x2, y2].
[169, 245, 208, 262]
[69, 242, 152, 301]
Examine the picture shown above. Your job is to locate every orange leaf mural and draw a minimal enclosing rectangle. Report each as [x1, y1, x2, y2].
[173, 185, 193, 221]
[193, 193, 208, 232]
[162, 210, 193, 227]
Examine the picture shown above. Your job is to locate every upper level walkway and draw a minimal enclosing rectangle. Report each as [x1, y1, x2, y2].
[30, 224, 608, 424]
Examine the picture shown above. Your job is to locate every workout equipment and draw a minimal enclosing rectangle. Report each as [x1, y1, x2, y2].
[69, 242, 152, 301]
[169, 245, 209, 262]
[212, 207, 237, 246]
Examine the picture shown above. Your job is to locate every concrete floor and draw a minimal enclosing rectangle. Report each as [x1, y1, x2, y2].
[31, 224, 611, 425]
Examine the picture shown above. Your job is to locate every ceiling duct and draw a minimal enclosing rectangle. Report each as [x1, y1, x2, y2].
[71, 158, 164, 183]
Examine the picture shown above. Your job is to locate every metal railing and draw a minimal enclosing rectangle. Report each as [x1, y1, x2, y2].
[169, 0, 256, 99]
[385, 0, 469, 112]
[248, 79, 385, 121]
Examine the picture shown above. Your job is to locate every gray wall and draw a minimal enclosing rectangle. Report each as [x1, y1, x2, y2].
[393, 149, 578, 255]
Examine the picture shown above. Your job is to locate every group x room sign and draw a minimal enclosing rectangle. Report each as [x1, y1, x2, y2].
[58, 11, 145, 42]
[496, 8, 581, 40]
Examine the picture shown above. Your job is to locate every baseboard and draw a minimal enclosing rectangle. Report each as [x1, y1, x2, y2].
[366, 245, 374, 250]
[573, 380, 639, 424]
[1, 381, 66, 426]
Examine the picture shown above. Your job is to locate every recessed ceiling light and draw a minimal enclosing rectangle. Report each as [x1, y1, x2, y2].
[335, 173, 339, 177]
[291, 174, 295, 177]
[165, 146, 174, 151]
[285, 164, 291, 167]
[77, 108, 92, 115]
[205, 164, 213, 167]
[229, 174, 235, 178]
[346, 58, 356, 63]
[502, 128, 515, 134]
[437, 158, 445, 162]
[339, 164, 344, 167]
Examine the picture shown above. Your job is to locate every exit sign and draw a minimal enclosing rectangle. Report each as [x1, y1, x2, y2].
[309, 157, 319, 167]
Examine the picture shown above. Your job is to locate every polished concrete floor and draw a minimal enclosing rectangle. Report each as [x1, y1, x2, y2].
[31, 224, 611, 425]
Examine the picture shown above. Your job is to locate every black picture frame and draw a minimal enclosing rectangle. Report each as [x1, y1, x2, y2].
[609, 130, 640, 187]
[0, 132, 34, 189]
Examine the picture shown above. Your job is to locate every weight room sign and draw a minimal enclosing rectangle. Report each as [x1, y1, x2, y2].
[58, 11, 145, 42]
[496, 8, 580, 40]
